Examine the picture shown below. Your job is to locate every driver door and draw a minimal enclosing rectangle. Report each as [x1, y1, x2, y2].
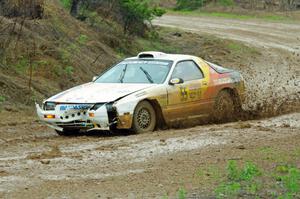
[165, 60, 207, 121]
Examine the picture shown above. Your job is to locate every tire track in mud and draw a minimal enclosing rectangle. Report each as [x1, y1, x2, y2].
[0, 113, 299, 197]
[0, 128, 226, 193]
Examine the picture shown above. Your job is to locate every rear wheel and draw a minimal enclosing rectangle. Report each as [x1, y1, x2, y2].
[132, 101, 156, 134]
[213, 90, 235, 122]
[55, 129, 80, 136]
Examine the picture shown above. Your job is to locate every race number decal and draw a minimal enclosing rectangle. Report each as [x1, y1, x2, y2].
[179, 86, 189, 101]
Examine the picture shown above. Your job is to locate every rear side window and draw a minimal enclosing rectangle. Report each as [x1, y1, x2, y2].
[171, 60, 204, 81]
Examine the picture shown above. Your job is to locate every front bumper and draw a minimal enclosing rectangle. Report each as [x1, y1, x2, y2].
[36, 103, 110, 131]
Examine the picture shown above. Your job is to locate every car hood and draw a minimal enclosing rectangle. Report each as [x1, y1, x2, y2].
[47, 83, 155, 104]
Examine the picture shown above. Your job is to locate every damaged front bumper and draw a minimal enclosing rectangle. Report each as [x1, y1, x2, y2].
[87, 103, 133, 130]
[35, 103, 110, 132]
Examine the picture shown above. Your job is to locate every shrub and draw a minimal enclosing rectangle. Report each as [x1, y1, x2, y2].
[120, 0, 165, 35]
[175, 0, 205, 10]
[15, 56, 29, 74]
[0, 96, 5, 104]
[63, 0, 165, 35]
[177, 187, 187, 199]
[60, 0, 72, 9]
[217, 0, 235, 7]
[77, 34, 89, 45]
[64, 66, 74, 76]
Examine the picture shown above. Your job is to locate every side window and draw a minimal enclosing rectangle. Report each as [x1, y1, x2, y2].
[172, 60, 204, 81]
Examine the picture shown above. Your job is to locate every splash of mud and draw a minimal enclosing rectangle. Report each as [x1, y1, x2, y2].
[172, 49, 299, 128]
[238, 49, 300, 119]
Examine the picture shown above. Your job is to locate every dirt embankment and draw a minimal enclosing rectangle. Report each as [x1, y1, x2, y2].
[0, 0, 126, 109]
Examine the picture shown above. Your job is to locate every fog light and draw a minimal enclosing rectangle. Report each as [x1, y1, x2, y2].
[44, 114, 55, 119]
[89, 113, 95, 117]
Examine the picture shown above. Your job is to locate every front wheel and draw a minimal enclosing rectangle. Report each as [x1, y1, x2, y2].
[55, 129, 80, 136]
[132, 101, 156, 134]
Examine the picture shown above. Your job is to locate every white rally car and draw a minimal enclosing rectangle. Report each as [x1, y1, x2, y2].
[36, 52, 245, 135]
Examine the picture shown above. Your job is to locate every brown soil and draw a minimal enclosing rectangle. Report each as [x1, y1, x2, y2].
[0, 112, 299, 198]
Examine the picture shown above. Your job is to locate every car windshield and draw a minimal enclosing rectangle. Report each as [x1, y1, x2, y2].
[95, 59, 173, 84]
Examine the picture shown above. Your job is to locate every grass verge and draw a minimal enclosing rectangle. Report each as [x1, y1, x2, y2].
[166, 9, 293, 21]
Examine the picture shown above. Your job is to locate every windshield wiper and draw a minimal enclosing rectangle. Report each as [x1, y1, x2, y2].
[119, 64, 128, 83]
[140, 67, 154, 83]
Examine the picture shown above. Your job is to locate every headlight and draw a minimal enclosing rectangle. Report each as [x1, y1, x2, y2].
[43, 102, 56, 111]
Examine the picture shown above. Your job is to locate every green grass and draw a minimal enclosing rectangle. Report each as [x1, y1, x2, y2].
[64, 65, 74, 76]
[227, 42, 245, 52]
[0, 96, 5, 104]
[277, 167, 300, 199]
[0, 95, 5, 111]
[214, 161, 300, 198]
[77, 34, 89, 45]
[163, 144, 300, 199]
[214, 161, 261, 198]
[15, 56, 29, 74]
[13, 55, 49, 75]
[257, 146, 294, 163]
[178, 187, 187, 199]
[59, 0, 72, 9]
[167, 10, 292, 21]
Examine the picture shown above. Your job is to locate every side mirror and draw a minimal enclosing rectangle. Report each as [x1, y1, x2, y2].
[92, 76, 98, 82]
[169, 78, 184, 85]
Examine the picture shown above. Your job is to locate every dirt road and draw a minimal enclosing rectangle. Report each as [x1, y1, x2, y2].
[153, 15, 300, 53]
[0, 113, 299, 198]
[1, 15, 300, 198]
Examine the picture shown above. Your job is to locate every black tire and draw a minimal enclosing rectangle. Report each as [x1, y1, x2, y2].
[213, 90, 235, 122]
[132, 101, 156, 134]
[55, 129, 80, 136]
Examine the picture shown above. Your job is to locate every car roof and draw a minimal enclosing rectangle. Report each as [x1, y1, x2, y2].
[125, 51, 199, 62]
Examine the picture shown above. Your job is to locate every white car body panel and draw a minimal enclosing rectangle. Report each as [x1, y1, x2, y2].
[48, 82, 155, 103]
[88, 105, 110, 131]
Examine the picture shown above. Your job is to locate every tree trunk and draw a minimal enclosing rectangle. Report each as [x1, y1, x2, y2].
[70, 0, 80, 17]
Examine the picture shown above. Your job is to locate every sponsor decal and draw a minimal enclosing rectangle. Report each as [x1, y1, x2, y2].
[124, 60, 170, 65]
[214, 77, 232, 85]
[59, 104, 91, 111]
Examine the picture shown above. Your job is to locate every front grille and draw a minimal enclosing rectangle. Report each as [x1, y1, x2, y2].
[55, 120, 94, 128]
